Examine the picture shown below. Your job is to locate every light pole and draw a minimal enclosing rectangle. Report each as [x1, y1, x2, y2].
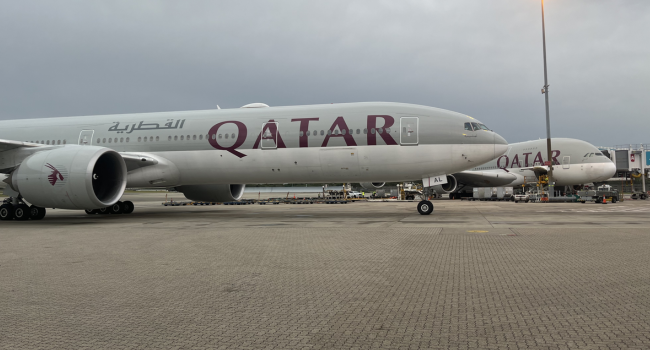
[540, 0, 554, 197]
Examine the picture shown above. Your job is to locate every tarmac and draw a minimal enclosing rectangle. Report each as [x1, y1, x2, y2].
[1, 193, 650, 349]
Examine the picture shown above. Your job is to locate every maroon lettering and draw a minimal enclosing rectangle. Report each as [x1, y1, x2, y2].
[497, 155, 509, 169]
[291, 118, 319, 148]
[208, 121, 247, 158]
[367, 115, 398, 145]
[253, 120, 287, 149]
[510, 154, 520, 168]
[321, 116, 357, 147]
[551, 150, 560, 165]
[533, 152, 544, 165]
[523, 152, 532, 167]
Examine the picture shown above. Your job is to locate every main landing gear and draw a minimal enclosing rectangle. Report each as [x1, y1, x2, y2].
[85, 201, 135, 215]
[417, 187, 434, 215]
[0, 198, 46, 221]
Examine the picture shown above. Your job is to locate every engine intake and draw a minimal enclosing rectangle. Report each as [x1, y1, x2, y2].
[176, 184, 245, 202]
[12, 146, 127, 209]
[431, 175, 458, 194]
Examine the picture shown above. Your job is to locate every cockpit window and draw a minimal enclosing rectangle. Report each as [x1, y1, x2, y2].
[589, 153, 594, 157]
[595, 152, 603, 156]
[478, 124, 490, 130]
[471, 122, 481, 131]
[584, 153, 589, 157]
[464, 122, 473, 131]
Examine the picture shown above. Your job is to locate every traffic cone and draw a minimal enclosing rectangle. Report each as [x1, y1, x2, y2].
[602, 196, 607, 204]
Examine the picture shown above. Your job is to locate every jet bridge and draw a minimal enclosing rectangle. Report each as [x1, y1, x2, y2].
[601, 144, 648, 197]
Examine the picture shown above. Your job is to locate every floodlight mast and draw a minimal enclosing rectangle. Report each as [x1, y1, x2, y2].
[541, 0, 554, 197]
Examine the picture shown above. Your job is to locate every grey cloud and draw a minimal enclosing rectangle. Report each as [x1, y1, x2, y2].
[0, 0, 648, 145]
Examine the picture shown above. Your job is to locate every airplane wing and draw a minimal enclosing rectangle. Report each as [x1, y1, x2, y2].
[453, 170, 517, 187]
[120, 153, 159, 170]
[0, 139, 43, 152]
[0, 138, 158, 173]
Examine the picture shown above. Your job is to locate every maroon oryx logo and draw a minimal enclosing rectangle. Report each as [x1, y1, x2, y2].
[45, 163, 64, 186]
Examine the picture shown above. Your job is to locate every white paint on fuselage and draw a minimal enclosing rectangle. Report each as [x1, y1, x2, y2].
[468, 138, 616, 187]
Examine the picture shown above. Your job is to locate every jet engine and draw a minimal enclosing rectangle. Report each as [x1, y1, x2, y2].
[10, 146, 127, 209]
[359, 182, 385, 190]
[431, 175, 458, 194]
[175, 184, 246, 202]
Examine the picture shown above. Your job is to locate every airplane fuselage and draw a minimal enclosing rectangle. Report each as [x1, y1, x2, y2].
[0, 102, 508, 188]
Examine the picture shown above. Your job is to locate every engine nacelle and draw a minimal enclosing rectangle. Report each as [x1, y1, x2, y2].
[175, 184, 245, 202]
[431, 175, 458, 194]
[11, 146, 127, 209]
[359, 182, 385, 190]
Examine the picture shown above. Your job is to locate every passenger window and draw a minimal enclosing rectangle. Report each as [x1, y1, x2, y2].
[115, 138, 118, 143]
[320, 130, 324, 136]
[97, 138, 101, 144]
[364, 128, 367, 134]
[327, 130, 332, 136]
[46, 140, 50, 145]
[63, 140, 66, 145]
[225, 134, 229, 139]
[138, 137, 142, 142]
[334, 130, 339, 135]
[192, 135, 196, 140]
[231, 133, 235, 139]
[371, 128, 376, 134]
[306, 131, 310, 136]
[180, 135, 184, 141]
[174, 135, 178, 141]
[199, 135, 203, 140]
[155, 136, 158, 141]
[464, 122, 473, 131]
[378, 128, 383, 134]
[385, 127, 390, 133]
[356, 129, 360, 134]
[186, 135, 190, 140]
[102, 138, 106, 143]
[120, 137, 124, 143]
[168, 136, 172, 141]
[219, 134, 222, 139]
[126, 137, 129, 142]
[341, 129, 346, 135]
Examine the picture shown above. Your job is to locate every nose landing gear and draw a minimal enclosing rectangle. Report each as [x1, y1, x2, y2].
[417, 187, 435, 215]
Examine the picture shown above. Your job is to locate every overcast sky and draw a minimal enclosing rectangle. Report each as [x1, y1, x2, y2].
[1, 0, 648, 146]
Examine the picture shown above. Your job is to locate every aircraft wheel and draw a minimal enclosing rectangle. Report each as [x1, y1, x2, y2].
[123, 201, 135, 214]
[0, 204, 14, 220]
[109, 202, 124, 214]
[98, 207, 110, 214]
[417, 200, 434, 215]
[14, 204, 31, 221]
[85, 209, 98, 215]
[30, 206, 46, 220]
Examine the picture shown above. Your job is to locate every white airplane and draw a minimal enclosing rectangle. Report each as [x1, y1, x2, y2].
[429, 137, 616, 198]
[0, 102, 507, 220]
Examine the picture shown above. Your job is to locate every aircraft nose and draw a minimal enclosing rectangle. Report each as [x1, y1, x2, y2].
[494, 133, 508, 158]
[603, 160, 617, 180]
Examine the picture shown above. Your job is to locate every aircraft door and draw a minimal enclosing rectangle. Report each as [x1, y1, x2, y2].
[400, 117, 419, 145]
[562, 156, 570, 169]
[78, 130, 94, 145]
[261, 122, 279, 149]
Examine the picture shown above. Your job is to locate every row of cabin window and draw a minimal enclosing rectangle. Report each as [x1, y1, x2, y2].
[300, 127, 391, 137]
[28, 140, 67, 145]
[94, 127, 397, 145]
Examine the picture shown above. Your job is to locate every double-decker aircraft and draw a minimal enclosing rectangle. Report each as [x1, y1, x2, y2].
[0, 102, 507, 220]
[430, 137, 616, 198]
